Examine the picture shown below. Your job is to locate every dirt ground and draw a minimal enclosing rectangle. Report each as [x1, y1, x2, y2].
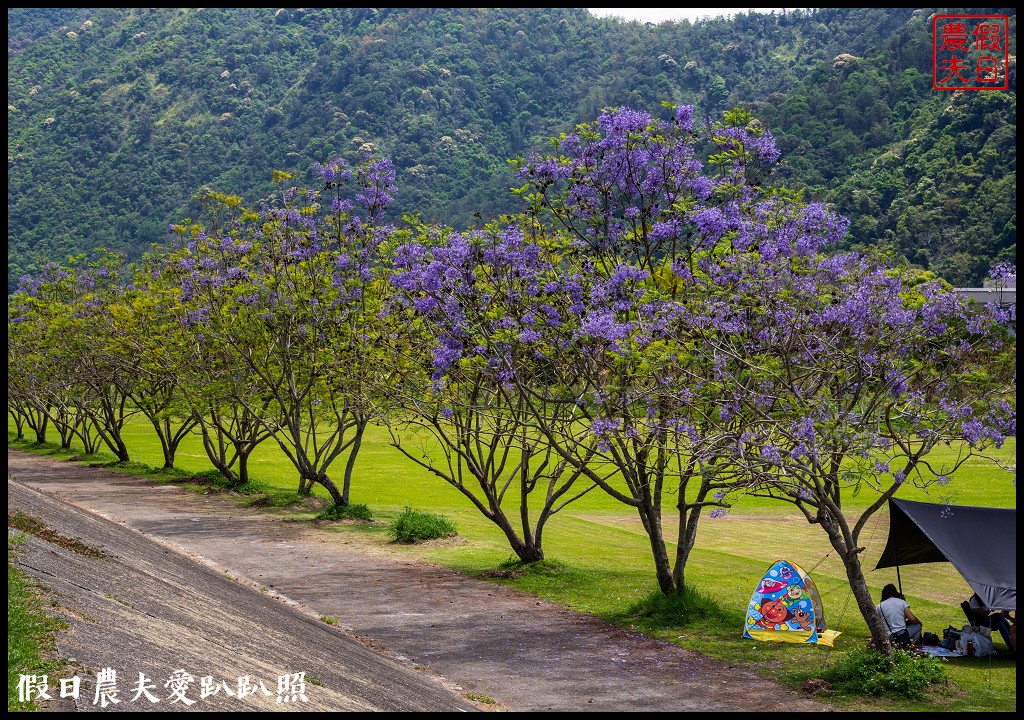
[8, 449, 834, 712]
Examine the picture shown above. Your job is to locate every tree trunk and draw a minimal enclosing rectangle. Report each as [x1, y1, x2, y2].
[315, 473, 345, 506]
[33, 414, 48, 444]
[155, 418, 175, 469]
[12, 412, 26, 440]
[75, 416, 104, 455]
[636, 499, 675, 594]
[672, 503, 703, 593]
[340, 418, 368, 506]
[490, 508, 545, 563]
[844, 549, 894, 654]
[512, 540, 544, 563]
[48, 409, 75, 450]
[236, 448, 251, 487]
[200, 424, 240, 486]
[98, 421, 131, 462]
[110, 437, 131, 462]
[818, 503, 895, 654]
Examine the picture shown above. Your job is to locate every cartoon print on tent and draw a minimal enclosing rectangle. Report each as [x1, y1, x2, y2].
[743, 559, 842, 647]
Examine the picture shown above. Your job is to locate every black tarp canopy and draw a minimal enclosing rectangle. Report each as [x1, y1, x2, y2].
[875, 498, 1016, 611]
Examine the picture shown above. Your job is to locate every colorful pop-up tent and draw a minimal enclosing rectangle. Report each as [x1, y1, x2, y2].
[743, 559, 842, 647]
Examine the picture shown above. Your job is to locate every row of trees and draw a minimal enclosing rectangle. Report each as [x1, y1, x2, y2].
[8, 104, 1015, 653]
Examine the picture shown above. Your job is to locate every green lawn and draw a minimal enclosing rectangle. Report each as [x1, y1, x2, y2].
[8, 416, 1017, 711]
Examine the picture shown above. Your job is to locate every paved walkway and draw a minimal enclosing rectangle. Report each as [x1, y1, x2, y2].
[8, 474, 476, 712]
[8, 449, 831, 712]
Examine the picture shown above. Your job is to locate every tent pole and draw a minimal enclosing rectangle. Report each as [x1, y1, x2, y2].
[895, 535, 904, 597]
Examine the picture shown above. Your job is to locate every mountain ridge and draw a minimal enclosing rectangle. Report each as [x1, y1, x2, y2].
[7, 7, 1016, 290]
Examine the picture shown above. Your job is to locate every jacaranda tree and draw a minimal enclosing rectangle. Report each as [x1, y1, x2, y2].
[156, 193, 276, 488]
[104, 250, 200, 469]
[171, 158, 399, 506]
[390, 220, 600, 563]
[394, 105, 817, 592]
[9, 253, 138, 461]
[716, 253, 1016, 653]
[6, 98, 1013, 660]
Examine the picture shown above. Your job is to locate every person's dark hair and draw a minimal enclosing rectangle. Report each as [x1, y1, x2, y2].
[881, 583, 903, 601]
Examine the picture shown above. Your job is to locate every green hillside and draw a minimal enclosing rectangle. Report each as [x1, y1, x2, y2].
[7, 7, 1016, 291]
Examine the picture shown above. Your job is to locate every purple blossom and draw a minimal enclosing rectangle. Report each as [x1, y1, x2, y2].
[692, 208, 728, 242]
[986, 262, 1016, 285]
[961, 419, 986, 445]
[675, 104, 695, 132]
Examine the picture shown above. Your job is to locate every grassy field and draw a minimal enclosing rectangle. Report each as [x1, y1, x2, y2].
[7, 416, 1017, 711]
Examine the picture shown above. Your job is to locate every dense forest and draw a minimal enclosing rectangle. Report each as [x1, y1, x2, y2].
[7, 7, 1017, 291]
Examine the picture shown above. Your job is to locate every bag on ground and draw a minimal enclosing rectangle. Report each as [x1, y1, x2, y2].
[956, 627, 996, 656]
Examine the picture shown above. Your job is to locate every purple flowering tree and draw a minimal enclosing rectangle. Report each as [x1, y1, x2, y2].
[8, 272, 61, 445]
[171, 159, 398, 506]
[393, 106, 797, 589]
[99, 252, 202, 470]
[8, 254, 138, 460]
[155, 194, 275, 487]
[709, 245, 1016, 652]
[158, 195, 274, 487]
[390, 221, 599, 563]
[516, 103, 1014, 635]
[499, 106, 797, 593]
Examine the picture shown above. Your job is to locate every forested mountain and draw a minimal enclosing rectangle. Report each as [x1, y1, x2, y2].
[7, 7, 1016, 291]
[754, 17, 1017, 285]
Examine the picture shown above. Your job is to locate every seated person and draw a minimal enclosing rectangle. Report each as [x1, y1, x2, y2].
[967, 593, 1015, 653]
[877, 583, 922, 646]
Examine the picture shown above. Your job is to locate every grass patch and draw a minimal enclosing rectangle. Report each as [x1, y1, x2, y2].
[317, 503, 374, 521]
[8, 511, 106, 558]
[243, 490, 308, 509]
[478, 557, 566, 579]
[320, 616, 339, 625]
[104, 593, 133, 608]
[465, 691, 497, 705]
[233, 480, 267, 495]
[8, 557, 68, 711]
[175, 470, 239, 493]
[389, 507, 457, 543]
[816, 648, 948, 700]
[612, 584, 743, 629]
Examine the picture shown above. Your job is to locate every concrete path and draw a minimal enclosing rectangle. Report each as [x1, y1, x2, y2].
[8, 449, 831, 712]
[8, 474, 476, 712]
